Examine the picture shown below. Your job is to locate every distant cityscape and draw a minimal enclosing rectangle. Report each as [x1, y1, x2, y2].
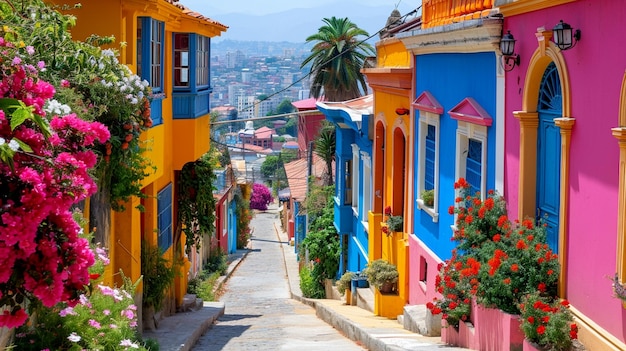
[210, 40, 315, 119]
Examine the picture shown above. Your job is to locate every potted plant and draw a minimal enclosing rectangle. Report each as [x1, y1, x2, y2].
[519, 293, 578, 351]
[364, 259, 399, 294]
[421, 189, 434, 207]
[337, 271, 356, 296]
[383, 206, 403, 232]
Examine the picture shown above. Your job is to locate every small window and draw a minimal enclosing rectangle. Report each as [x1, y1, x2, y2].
[344, 159, 352, 206]
[174, 33, 189, 88]
[454, 121, 488, 201]
[196, 35, 210, 87]
[157, 183, 173, 251]
[466, 139, 482, 196]
[361, 152, 372, 223]
[351, 144, 360, 213]
[417, 110, 441, 221]
[138, 17, 164, 93]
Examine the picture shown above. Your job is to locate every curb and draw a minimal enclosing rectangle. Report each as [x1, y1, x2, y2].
[213, 249, 251, 294]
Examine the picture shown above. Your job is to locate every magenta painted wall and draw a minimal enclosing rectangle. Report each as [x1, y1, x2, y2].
[503, 1, 625, 343]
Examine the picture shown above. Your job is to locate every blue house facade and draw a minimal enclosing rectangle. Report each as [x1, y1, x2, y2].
[316, 95, 374, 275]
[397, 19, 505, 305]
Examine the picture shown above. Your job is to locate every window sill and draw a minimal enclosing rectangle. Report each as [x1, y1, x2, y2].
[417, 199, 439, 223]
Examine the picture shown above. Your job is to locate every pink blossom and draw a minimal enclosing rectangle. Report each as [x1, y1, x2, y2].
[0, 308, 28, 328]
[121, 309, 135, 320]
[25, 46, 34, 55]
[88, 319, 101, 329]
[11, 56, 21, 65]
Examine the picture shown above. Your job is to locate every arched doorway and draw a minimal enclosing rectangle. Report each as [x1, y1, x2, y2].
[392, 127, 406, 226]
[536, 62, 562, 254]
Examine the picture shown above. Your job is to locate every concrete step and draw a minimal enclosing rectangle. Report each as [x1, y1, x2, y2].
[402, 304, 442, 336]
[355, 287, 374, 313]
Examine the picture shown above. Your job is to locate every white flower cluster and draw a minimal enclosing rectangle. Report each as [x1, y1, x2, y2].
[0, 138, 20, 152]
[100, 70, 149, 105]
[44, 99, 72, 116]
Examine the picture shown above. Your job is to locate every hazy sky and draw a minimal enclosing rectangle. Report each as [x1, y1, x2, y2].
[178, 0, 415, 16]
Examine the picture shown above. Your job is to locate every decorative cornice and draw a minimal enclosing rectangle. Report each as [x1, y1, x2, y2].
[448, 97, 493, 126]
[362, 67, 412, 90]
[496, 0, 577, 17]
[412, 91, 444, 114]
[397, 18, 503, 55]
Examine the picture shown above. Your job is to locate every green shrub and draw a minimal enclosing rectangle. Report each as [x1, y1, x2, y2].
[300, 265, 325, 299]
[141, 243, 176, 311]
[204, 248, 228, 275]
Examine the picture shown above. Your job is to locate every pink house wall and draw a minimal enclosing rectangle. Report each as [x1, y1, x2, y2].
[408, 235, 443, 305]
[503, 1, 625, 343]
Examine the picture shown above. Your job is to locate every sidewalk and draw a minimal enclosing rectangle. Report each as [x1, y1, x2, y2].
[274, 213, 468, 351]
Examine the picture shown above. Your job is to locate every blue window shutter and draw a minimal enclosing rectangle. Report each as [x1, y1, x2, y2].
[425, 124, 436, 191]
[466, 139, 482, 196]
[157, 183, 173, 251]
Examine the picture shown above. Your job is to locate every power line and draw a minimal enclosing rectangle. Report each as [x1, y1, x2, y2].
[210, 109, 320, 126]
[228, 7, 421, 115]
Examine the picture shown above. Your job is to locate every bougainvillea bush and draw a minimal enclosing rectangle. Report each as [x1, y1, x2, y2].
[1, 0, 155, 218]
[13, 246, 153, 350]
[0, 36, 108, 328]
[250, 183, 273, 210]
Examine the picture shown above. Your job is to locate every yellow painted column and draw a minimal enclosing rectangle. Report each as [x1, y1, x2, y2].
[612, 127, 626, 301]
[555, 117, 575, 298]
[513, 111, 539, 220]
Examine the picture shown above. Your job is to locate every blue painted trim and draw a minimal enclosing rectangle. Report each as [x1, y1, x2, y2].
[157, 183, 173, 251]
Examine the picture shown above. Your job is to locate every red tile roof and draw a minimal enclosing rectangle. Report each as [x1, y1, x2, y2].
[284, 154, 328, 202]
[163, 0, 228, 30]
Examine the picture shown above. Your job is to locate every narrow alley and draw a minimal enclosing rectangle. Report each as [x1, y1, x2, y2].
[191, 204, 366, 350]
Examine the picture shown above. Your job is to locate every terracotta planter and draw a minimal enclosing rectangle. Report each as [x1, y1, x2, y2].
[379, 280, 396, 294]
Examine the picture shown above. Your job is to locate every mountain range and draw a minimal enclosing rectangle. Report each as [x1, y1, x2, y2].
[210, 2, 420, 43]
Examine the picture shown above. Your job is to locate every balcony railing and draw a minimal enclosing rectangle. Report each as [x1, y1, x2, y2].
[422, 0, 494, 29]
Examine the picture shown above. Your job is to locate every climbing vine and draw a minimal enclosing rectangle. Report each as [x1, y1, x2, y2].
[177, 152, 217, 254]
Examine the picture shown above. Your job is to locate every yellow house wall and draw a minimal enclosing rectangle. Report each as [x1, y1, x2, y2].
[49, 0, 221, 309]
[368, 92, 412, 318]
[364, 37, 413, 318]
[376, 39, 411, 67]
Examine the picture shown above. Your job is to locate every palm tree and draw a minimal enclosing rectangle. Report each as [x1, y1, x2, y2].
[314, 122, 336, 185]
[301, 17, 374, 102]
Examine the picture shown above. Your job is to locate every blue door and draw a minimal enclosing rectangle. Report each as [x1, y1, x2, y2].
[536, 62, 561, 254]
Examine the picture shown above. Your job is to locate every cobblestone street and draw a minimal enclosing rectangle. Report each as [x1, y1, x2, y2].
[192, 206, 366, 350]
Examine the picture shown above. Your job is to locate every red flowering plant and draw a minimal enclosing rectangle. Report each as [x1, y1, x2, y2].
[383, 205, 403, 232]
[476, 217, 560, 315]
[429, 248, 480, 328]
[429, 178, 564, 329]
[519, 292, 578, 350]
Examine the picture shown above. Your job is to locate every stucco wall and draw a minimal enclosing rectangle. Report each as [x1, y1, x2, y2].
[502, 1, 624, 345]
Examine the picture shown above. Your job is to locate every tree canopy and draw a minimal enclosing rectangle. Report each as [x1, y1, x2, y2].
[301, 17, 374, 102]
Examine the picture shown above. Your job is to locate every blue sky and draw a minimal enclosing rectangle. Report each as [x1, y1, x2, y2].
[177, 0, 421, 42]
[178, 0, 415, 16]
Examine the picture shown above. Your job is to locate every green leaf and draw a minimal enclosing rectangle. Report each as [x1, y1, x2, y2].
[0, 98, 20, 112]
[10, 107, 31, 131]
